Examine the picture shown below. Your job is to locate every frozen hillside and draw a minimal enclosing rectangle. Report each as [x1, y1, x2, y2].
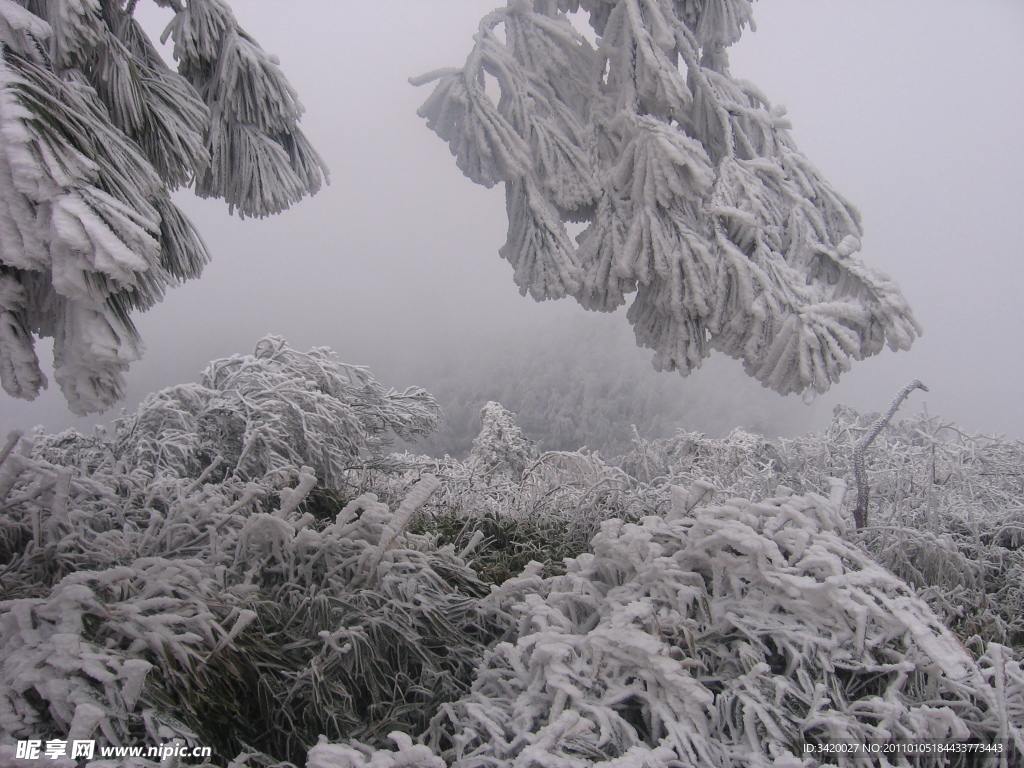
[1, 339, 1022, 767]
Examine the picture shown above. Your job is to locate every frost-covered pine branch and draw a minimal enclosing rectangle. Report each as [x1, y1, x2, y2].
[162, 0, 328, 217]
[415, 0, 921, 397]
[0, 1, 328, 414]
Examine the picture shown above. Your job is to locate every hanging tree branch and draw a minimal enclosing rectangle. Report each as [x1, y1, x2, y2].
[0, 0, 328, 414]
[415, 0, 921, 398]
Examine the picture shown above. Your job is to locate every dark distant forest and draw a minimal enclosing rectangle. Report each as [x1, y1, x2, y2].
[404, 313, 816, 459]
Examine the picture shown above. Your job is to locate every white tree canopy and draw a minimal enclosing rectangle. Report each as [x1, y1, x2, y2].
[415, 0, 921, 397]
[0, 0, 328, 414]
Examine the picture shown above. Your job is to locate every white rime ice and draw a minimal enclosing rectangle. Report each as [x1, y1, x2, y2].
[112, 335, 441, 487]
[1, 351, 1024, 766]
[467, 401, 540, 481]
[415, 0, 921, 397]
[308, 732, 446, 768]
[0, 340, 470, 766]
[0, 1, 327, 414]
[316, 480, 1023, 767]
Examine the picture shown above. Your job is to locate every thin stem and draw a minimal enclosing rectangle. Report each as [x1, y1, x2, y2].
[852, 380, 928, 529]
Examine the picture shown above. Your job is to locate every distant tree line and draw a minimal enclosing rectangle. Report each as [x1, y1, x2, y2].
[406, 313, 814, 458]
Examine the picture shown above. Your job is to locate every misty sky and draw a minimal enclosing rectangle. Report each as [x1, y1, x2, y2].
[3, 0, 1023, 443]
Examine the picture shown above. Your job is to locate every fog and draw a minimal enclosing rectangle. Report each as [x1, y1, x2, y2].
[2, 1, 1022, 447]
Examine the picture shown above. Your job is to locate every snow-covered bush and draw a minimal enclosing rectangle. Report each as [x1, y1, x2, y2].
[340, 482, 1024, 767]
[467, 402, 540, 482]
[406, 406, 643, 585]
[0, 342, 482, 766]
[0, 449, 500, 765]
[40, 336, 440, 487]
[3, 345, 1024, 767]
[613, 406, 1024, 650]
[0, 558, 241, 759]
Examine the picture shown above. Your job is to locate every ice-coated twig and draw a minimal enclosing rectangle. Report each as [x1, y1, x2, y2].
[0, 430, 23, 468]
[459, 529, 486, 561]
[275, 466, 318, 519]
[183, 456, 224, 497]
[668, 479, 715, 520]
[51, 467, 72, 525]
[377, 474, 440, 555]
[853, 380, 928, 528]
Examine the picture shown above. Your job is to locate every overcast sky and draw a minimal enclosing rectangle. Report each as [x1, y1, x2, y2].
[2, 0, 1022, 443]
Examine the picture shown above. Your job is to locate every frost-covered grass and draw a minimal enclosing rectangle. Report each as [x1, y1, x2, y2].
[610, 407, 1024, 651]
[420, 485, 1018, 767]
[0, 339, 486, 766]
[2, 341, 1024, 767]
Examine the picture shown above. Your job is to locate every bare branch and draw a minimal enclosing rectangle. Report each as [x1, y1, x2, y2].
[853, 379, 929, 528]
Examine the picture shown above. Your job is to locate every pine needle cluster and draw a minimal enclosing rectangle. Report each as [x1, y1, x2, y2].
[0, 1, 327, 414]
[415, 0, 919, 397]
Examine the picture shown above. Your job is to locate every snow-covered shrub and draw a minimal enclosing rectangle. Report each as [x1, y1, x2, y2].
[0, 452, 500, 765]
[615, 424, 817, 495]
[614, 407, 1024, 651]
[410, 407, 643, 584]
[456, 486, 1019, 765]
[37, 336, 440, 487]
[0, 559, 240, 759]
[466, 402, 539, 482]
[308, 732, 444, 768]
[149, 476, 501, 764]
[318, 482, 1022, 766]
[0, 342, 490, 766]
[5, 351, 1024, 767]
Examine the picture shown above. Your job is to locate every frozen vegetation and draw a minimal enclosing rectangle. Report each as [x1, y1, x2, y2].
[1, 338, 1023, 767]
[0, 0, 920, 415]
[0, 0, 326, 414]
[416, 0, 919, 397]
[0, 2, 1011, 766]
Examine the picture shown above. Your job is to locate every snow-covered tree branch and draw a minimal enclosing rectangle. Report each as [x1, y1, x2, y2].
[0, 0, 328, 414]
[415, 0, 921, 397]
